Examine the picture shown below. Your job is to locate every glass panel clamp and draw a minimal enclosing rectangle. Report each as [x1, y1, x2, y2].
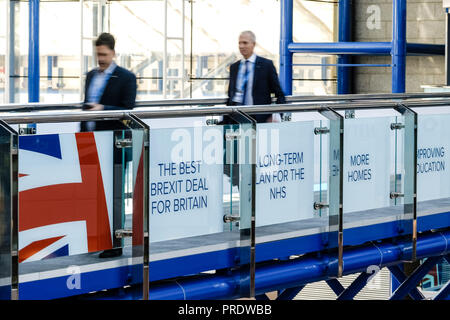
[314, 202, 329, 210]
[390, 192, 405, 199]
[390, 123, 405, 130]
[115, 229, 133, 239]
[115, 138, 132, 148]
[314, 127, 330, 135]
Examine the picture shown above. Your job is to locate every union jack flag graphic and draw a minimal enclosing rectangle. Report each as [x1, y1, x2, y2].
[18, 132, 114, 263]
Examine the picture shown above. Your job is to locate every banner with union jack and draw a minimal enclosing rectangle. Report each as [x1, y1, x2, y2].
[18, 132, 114, 263]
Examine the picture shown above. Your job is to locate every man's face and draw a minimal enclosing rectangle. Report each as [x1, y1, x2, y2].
[96, 45, 115, 71]
[239, 34, 255, 59]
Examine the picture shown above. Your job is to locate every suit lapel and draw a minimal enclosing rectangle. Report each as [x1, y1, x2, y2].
[100, 68, 119, 102]
[84, 71, 94, 102]
[230, 62, 240, 96]
[232, 62, 239, 82]
[252, 56, 262, 94]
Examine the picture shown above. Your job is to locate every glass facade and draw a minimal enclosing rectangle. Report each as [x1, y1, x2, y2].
[4, 0, 30, 104]
[292, 0, 337, 95]
[0, 0, 5, 103]
[0, 0, 337, 103]
[40, 1, 81, 103]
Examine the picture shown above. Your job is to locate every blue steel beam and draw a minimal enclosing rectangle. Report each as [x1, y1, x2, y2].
[336, 272, 371, 300]
[28, 0, 39, 102]
[407, 43, 445, 55]
[288, 42, 445, 56]
[387, 265, 425, 300]
[27, 0, 39, 132]
[392, 0, 407, 93]
[276, 285, 305, 300]
[147, 274, 239, 300]
[79, 231, 450, 300]
[279, 0, 293, 96]
[293, 64, 393, 67]
[326, 279, 345, 296]
[288, 42, 392, 55]
[338, 0, 352, 94]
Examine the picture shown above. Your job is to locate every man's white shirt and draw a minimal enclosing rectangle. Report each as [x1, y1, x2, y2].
[232, 53, 257, 105]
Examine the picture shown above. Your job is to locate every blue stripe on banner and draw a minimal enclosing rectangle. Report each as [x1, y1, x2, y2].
[43, 244, 69, 260]
[19, 134, 62, 159]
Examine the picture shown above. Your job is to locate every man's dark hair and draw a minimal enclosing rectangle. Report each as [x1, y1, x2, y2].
[95, 33, 115, 50]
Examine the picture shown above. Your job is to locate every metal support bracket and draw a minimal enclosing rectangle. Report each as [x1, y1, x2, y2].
[18, 126, 36, 135]
[223, 214, 240, 223]
[282, 113, 292, 121]
[314, 127, 330, 135]
[314, 202, 329, 210]
[345, 110, 355, 119]
[390, 123, 405, 130]
[115, 229, 133, 239]
[206, 118, 219, 126]
[115, 138, 132, 149]
[225, 131, 241, 141]
[390, 192, 404, 199]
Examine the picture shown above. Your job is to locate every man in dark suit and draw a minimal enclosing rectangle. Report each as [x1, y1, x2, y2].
[223, 31, 286, 187]
[226, 30, 285, 123]
[81, 33, 136, 259]
[80, 32, 137, 132]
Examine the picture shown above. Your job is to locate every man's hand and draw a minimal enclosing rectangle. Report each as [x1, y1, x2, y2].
[85, 103, 104, 111]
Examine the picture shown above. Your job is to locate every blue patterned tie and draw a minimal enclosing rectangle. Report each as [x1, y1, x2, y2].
[242, 60, 250, 105]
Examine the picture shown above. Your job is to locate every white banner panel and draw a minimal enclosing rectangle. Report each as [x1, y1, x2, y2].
[417, 114, 450, 202]
[148, 125, 224, 242]
[343, 117, 391, 213]
[255, 122, 315, 227]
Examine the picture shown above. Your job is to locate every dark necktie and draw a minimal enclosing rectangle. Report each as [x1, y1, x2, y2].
[242, 60, 250, 105]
